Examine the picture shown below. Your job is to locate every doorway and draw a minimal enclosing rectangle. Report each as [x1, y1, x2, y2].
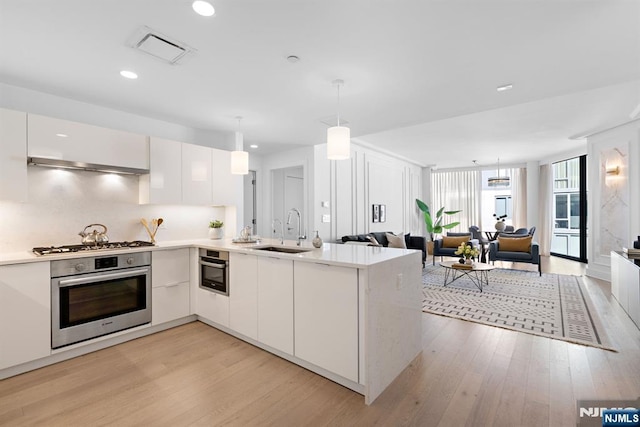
[550, 155, 587, 262]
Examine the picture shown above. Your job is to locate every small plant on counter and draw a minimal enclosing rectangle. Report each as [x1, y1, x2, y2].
[209, 220, 224, 228]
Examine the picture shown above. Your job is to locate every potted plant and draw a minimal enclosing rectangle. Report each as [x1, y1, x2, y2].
[415, 199, 461, 254]
[208, 220, 224, 240]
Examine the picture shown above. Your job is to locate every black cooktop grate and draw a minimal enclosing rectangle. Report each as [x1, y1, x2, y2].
[33, 241, 155, 256]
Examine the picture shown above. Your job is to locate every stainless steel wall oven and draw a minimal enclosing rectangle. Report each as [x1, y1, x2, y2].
[199, 249, 229, 296]
[51, 252, 151, 348]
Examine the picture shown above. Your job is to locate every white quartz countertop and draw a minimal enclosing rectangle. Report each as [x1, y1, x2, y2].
[0, 238, 420, 268]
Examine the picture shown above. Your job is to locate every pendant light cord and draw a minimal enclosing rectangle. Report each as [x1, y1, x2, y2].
[336, 82, 341, 127]
[236, 116, 243, 151]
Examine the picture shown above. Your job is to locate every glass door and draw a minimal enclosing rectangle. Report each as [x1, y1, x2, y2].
[550, 156, 587, 262]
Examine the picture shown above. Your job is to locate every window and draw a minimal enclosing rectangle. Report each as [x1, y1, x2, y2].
[551, 156, 587, 262]
[494, 195, 512, 219]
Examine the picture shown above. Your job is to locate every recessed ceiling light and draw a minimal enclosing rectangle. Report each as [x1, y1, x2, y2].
[496, 84, 513, 92]
[250, 144, 258, 149]
[120, 70, 138, 79]
[286, 55, 300, 63]
[192, 1, 215, 16]
[55, 133, 68, 138]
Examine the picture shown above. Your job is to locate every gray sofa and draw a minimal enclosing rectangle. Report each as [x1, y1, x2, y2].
[341, 232, 427, 267]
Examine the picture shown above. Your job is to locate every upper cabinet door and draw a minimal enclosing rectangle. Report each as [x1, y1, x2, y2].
[140, 137, 182, 204]
[27, 114, 149, 169]
[0, 108, 28, 201]
[211, 148, 242, 206]
[181, 143, 213, 205]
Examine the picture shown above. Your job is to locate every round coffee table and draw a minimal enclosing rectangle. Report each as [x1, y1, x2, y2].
[439, 260, 495, 292]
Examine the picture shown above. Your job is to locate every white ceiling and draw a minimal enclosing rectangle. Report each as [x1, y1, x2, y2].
[1, 0, 639, 168]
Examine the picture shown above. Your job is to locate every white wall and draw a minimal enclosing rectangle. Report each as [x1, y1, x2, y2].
[313, 143, 423, 242]
[257, 146, 314, 241]
[0, 83, 233, 150]
[585, 120, 640, 281]
[0, 168, 224, 253]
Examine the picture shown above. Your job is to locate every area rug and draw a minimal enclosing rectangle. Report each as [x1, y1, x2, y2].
[422, 265, 615, 351]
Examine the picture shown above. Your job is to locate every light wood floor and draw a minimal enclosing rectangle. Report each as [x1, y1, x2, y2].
[1, 256, 639, 426]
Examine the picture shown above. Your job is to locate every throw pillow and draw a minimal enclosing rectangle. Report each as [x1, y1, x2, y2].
[366, 235, 382, 247]
[498, 235, 532, 252]
[442, 235, 469, 248]
[386, 233, 407, 249]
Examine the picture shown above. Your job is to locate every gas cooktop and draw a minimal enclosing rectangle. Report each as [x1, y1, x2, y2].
[33, 241, 155, 256]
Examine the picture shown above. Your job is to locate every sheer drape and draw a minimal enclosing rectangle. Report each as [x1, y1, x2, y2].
[538, 164, 552, 255]
[510, 168, 527, 229]
[431, 170, 481, 234]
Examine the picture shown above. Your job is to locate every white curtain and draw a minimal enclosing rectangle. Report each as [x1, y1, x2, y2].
[538, 164, 553, 255]
[431, 170, 481, 234]
[510, 167, 527, 229]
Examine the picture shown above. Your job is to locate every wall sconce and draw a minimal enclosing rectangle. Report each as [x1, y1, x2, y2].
[606, 165, 620, 176]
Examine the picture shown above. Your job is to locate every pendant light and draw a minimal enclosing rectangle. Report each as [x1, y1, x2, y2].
[327, 79, 350, 160]
[231, 116, 249, 175]
[487, 158, 510, 187]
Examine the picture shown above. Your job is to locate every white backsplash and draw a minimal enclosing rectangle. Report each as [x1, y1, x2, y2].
[0, 167, 225, 253]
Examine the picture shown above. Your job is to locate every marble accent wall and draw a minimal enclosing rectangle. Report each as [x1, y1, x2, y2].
[0, 167, 225, 253]
[598, 146, 629, 256]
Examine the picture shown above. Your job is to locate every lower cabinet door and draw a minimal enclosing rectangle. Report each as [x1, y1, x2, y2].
[197, 288, 230, 327]
[152, 282, 190, 325]
[229, 253, 258, 339]
[294, 262, 358, 382]
[257, 257, 293, 355]
[0, 262, 51, 369]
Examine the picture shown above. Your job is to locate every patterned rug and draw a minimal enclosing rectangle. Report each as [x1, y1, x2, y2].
[422, 265, 614, 351]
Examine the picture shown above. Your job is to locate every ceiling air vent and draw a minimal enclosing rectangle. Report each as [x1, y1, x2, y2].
[127, 26, 196, 64]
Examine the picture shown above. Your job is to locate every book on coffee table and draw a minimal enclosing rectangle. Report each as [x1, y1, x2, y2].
[452, 263, 473, 270]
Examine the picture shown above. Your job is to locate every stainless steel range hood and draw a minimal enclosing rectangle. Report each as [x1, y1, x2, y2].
[27, 157, 149, 175]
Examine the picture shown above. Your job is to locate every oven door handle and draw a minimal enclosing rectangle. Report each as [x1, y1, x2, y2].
[57, 268, 150, 287]
[199, 260, 226, 269]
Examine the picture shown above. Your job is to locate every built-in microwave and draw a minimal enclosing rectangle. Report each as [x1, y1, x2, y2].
[199, 249, 229, 296]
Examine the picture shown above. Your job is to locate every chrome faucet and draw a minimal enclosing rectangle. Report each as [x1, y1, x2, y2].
[286, 208, 306, 246]
[272, 218, 284, 245]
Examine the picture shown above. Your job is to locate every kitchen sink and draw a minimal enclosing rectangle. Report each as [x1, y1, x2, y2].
[255, 246, 312, 254]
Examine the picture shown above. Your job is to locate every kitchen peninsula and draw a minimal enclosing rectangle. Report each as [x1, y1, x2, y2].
[0, 239, 422, 405]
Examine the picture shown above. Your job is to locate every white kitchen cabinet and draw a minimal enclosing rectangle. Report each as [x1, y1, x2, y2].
[611, 251, 640, 329]
[0, 108, 28, 201]
[182, 143, 213, 205]
[211, 148, 241, 206]
[257, 257, 294, 355]
[0, 262, 51, 370]
[229, 252, 258, 339]
[140, 137, 182, 204]
[196, 289, 230, 327]
[294, 262, 359, 382]
[151, 249, 190, 325]
[27, 113, 148, 170]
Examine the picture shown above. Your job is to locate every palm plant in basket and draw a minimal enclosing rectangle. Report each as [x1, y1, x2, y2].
[415, 199, 461, 242]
